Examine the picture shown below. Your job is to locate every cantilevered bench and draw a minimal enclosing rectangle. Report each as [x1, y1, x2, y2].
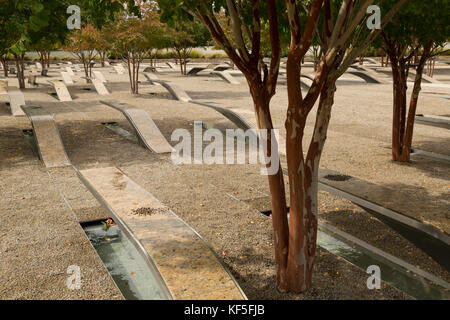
[141, 73, 192, 102]
[315, 168, 450, 270]
[185, 102, 449, 265]
[100, 100, 174, 154]
[415, 114, 450, 130]
[78, 166, 246, 300]
[212, 71, 240, 84]
[0, 79, 8, 95]
[165, 62, 177, 69]
[21, 105, 71, 168]
[65, 66, 75, 76]
[8, 90, 26, 116]
[190, 101, 261, 142]
[187, 64, 230, 76]
[350, 65, 387, 84]
[113, 65, 126, 75]
[61, 72, 74, 84]
[93, 70, 107, 83]
[141, 71, 160, 84]
[82, 77, 110, 95]
[48, 80, 73, 102]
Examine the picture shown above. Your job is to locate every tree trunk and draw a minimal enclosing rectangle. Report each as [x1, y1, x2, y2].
[359, 55, 365, 65]
[1, 58, 8, 77]
[46, 51, 51, 68]
[100, 51, 106, 68]
[389, 42, 432, 162]
[39, 51, 48, 76]
[400, 43, 433, 162]
[285, 77, 336, 292]
[126, 56, 134, 94]
[248, 83, 289, 291]
[80, 54, 90, 83]
[13, 53, 26, 89]
[389, 53, 408, 161]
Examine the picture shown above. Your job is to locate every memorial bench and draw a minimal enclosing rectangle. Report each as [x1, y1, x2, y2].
[21, 105, 72, 168]
[77, 166, 246, 300]
[100, 100, 174, 154]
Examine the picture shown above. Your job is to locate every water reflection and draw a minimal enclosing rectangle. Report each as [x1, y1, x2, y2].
[84, 224, 167, 300]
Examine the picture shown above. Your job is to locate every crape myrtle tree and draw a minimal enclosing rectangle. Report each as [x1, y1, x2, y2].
[134, 3, 169, 67]
[75, 0, 135, 68]
[111, 17, 152, 94]
[64, 25, 99, 80]
[30, 32, 67, 75]
[0, 0, 69, 88]
[158, 0, 407, 293]
[0, 25, 13, 77]
[379, 0, 450, 162]
[169, 20, 211, 75]
[111, 14, 169, 94]
[94, 27, 113, 67]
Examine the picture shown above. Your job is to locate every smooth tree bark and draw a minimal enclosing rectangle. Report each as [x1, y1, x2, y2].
[174, 46, 191, 75]
[188, 0, 289, 288]
[124, 52, 144, 94]
[38, 50, 51, 75]
[73, 50, 95, 83]
[171, 0, 407, 293]
[1, 56, 8, 77]
[383, 34, 434, 162]
[13, 53, 26, 89]
[99, 50, 108, 67]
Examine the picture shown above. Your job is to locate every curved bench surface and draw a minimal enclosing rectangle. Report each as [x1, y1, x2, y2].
[155, 80, 192, 102]
[212, 71, 240, 84]
[190, 101, 287, 155]
[8, 90, 26, 116]
[91, 78, 110, 95]
[187, 67, 207, 76]
[113, 65, 126, 75]
[141, 72, 160, 84]
[61, 72, 74, 84]
[48, 80, 72, 102]
[318, 168, 450, 269]
[415, 114, 450, 129]
[0, 80, 8, 95]
[93, 70, 107, 83]
[347, 70, 383, 84]
[100, 100, 174, 154]
[79, 167, 246, 300]
[21, 105, 71, 168]
[350, 66, 388, 84]
[141, 73, 191, 102]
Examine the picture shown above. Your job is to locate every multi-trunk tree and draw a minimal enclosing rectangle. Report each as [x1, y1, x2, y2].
[379, 0, 449, 162]
[0, 0, 69, 88]
[169, 20, 211, 75]
[64, 25, 99, 81]
[111, 18, 151, 94]
[158, 0, 407, 293]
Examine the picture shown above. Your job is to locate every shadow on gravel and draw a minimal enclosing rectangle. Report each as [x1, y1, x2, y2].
[413, 137, 450, 157]
[0, 127, 37, 170]
[0, 102, 11, 116]
[187, 90, 251, 100]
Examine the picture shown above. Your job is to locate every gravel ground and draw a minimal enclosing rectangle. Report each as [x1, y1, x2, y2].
[1, 59, 447, 299]
[0, 115, 122, 299]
